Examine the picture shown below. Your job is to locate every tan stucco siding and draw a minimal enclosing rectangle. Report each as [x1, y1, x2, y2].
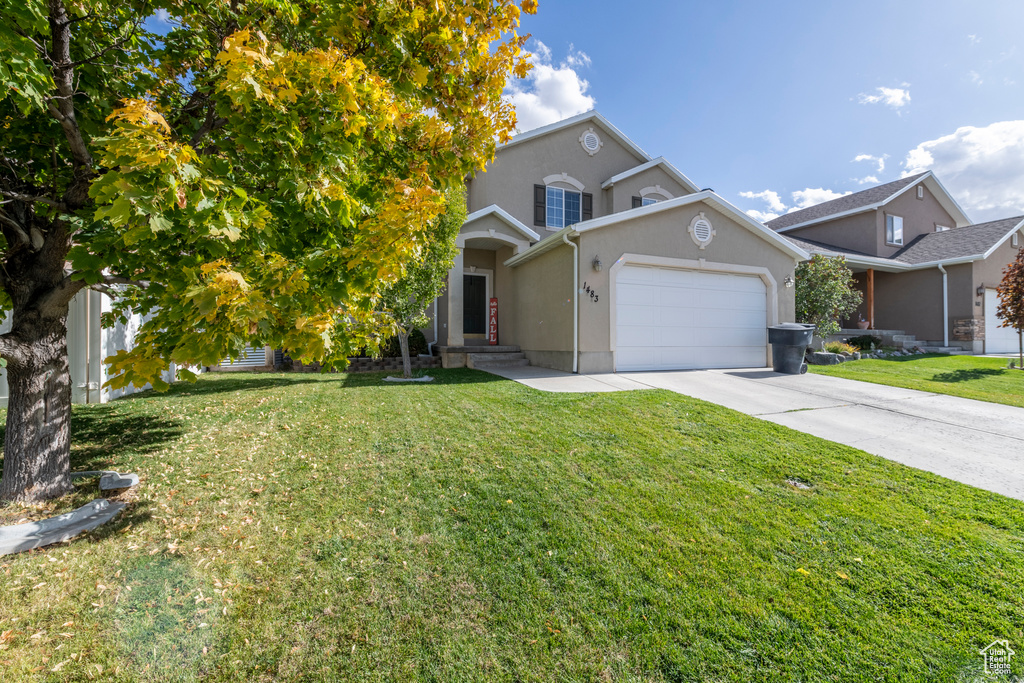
[466, 122, 647, 231]
[573, 202, 798, 373]
[459, 213, 534, 251]
[788, 210, 878, 256]
[608, 166, 692, 214]
[507, 244, 575, 371]
[879, 186, 959, 258]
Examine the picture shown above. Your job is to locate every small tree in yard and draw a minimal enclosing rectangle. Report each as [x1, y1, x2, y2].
[0, 0, 534, 502]
[378, 185, 466, 379]
[795, 254, 863, 346]
[996, 247, 1024, 369]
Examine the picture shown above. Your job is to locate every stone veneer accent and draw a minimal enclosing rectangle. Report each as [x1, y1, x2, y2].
[952, 318, 985, 341]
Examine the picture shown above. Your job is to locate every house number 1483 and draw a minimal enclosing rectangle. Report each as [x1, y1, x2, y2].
[582, 282, 599, 303]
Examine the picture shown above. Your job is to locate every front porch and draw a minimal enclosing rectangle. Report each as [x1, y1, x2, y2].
[432, 205, 540, 365]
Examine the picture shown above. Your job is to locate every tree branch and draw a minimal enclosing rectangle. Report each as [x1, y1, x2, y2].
[0, 188, 66, 210]
[46, 0, 94, 209]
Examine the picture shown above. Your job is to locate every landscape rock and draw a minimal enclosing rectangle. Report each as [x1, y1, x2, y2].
[808, 352, 844, 365]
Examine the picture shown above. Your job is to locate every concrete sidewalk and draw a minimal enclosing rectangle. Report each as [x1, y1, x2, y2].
[484, 365, 1024, 501]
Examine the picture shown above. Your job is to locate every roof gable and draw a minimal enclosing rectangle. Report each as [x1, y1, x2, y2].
[506, 191, 809, 267]
[600, 157, 700, 195]
[498, 111, 651, 164]
[462, 205, 540, 242]
[766, 172, 972, 233]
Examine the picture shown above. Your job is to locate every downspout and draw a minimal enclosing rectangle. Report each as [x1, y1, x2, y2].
[937, 263, 949, 347]
[562, 231, 578, 373]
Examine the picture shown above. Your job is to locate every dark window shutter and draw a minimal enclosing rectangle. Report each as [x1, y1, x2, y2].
[581, 193, 593, 221]
[632, 196, 642, 209]
[534, 185, 546, 227]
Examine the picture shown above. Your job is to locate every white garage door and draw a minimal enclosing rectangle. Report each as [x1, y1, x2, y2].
[986, 289, 1021, 354]
[615, 264, 768, 371]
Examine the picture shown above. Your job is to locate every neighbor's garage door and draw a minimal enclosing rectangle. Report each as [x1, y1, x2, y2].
[615, 265, 768, 371]
[986, 289, 1020, 353]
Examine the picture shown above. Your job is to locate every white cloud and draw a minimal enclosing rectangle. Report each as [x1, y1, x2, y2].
[152, 8, 173, 26]
[856, 175, 879, 185]
[968, 34, 980, 45]
[853, 153, 888, 173]
[564, 44, 591, 69]
[740, 190, 787, 213]
[969, 70, 983, 85]
[858, 86, 911, 109]
[504, 40, 595, 133]
[745, 208, 781, 223]
[790, 188, 851, 211]
[903, 120, 1024, 221]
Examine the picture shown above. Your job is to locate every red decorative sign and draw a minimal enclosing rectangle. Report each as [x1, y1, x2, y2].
[488, 298, 498, 345]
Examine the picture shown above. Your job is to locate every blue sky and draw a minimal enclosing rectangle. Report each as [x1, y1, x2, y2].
[509, 1, 1024, 224]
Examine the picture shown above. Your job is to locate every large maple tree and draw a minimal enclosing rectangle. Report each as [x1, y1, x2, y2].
[0, 0, 533, 502]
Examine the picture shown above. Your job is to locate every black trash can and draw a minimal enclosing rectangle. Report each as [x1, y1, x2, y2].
[768, 323, 815, 374]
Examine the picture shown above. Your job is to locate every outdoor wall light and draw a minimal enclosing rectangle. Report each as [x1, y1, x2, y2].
[784, 275, 795, 288]
[592, 256, 603, 272]
[977, 284, 985, 297]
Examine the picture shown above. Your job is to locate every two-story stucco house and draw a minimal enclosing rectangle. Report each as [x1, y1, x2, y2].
[424, 111, 809, 373]
[766, 173, 1024, 353]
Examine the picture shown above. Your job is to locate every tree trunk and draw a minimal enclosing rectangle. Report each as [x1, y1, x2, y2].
[0, 312, 74, 502]
[398, 329, 412, 379]
[0, 213, 79, 503]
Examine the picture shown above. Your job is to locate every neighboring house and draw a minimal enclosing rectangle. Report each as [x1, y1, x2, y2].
[766, 172, 1024, 353]
[426, 111, 809, 373]
[0, 289, 183, 408]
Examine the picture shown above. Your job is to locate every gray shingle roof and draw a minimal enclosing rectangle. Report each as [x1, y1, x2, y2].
[784, 216, 1024, 266]
[781, 234, 876, 260]
[766, 173, 928, 232]
[891, 216, 1024, 264]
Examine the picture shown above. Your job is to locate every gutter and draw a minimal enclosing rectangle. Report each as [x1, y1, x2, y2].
[937, 264, 949, 347]
[562, 232, 579, 373]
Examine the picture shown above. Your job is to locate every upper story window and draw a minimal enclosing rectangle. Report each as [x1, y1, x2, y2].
[917, 186, 924, 199]
[534, 183, 592, 230]
[642, 196, 660, 207]
[935, 225, 951, 232]
[886, 214, 904, 245]
[547, 187, 580, 229]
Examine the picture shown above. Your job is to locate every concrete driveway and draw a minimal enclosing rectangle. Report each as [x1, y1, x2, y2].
[485, 365, 1024, 501]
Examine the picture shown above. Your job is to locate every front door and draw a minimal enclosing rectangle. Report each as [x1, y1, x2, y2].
[463, 274, 487, 336]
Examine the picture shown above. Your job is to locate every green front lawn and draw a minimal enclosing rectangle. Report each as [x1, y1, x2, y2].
[809, 353, 1024, 407]
[1, 370, 1023, 681]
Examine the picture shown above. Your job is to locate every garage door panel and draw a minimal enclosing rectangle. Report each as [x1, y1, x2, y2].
[986, 289, 1020, 353]
[616, 265, 767, 371]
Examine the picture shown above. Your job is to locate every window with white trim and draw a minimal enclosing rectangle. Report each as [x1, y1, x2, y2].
[1014, 232, 1020, 248]
[641, 196, 660, 207]
[935, 225, 950, 232]
[546, 186, 581, 229]
[886, 214, 904, 245]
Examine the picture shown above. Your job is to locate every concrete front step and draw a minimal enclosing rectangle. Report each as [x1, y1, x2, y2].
[471, 359, 531, 369]
[918, 346, 971, 355]
[437, 344, 521, 354]
[891, 334, 917, 342]
[467, 352, 528, 369]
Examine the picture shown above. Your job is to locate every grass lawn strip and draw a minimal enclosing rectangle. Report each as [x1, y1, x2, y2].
[0, 370, 1021, 681]
[808, 353, 1024, 408]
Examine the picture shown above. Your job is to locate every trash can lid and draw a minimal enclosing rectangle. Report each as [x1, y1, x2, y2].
[769, 322, 815, 330]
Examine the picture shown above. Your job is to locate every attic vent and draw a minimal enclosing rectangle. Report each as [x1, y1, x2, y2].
[579, 127, 603, 155]
[688, 212, 715, 249]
